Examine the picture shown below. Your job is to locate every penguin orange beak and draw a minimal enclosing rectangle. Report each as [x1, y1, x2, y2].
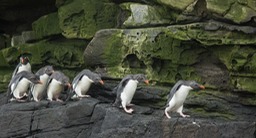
[199, 85, 205, 89]
[144, 80, 149, 85]
[66, 83, 71, 88]
[38, 80, 43, 84]
[99, 80, 104, 85]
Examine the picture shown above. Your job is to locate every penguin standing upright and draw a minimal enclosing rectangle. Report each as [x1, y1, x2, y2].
[46, 71, 71, 102]
[165, 80, 205, 119]
[6, 71, 42, 103]
[113, 74, 149, 114]
[11, 55, 31, 78]
[30, 66, 54, 102]
[70, 69, 104, 99]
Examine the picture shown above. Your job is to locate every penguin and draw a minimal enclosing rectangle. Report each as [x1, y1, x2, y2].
[113, 74, 149, 114]
[30, 65, 54, 102]
[11, 55, 31, 78]
[46, 71, 71, 102]
[165, 80, 205, 119]
[6, 71, 42, 103]
[70, 69, 104, 99]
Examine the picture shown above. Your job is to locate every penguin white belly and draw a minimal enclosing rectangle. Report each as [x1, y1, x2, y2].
[12, 78, 31, 99]
[47, 79, 63, 100]
[75, 76, 93, 95]
[17, 64, 31, 73]
[120, 80, 138, 105]
[32, 74, 49, 100]
[168, 85, 191, 112]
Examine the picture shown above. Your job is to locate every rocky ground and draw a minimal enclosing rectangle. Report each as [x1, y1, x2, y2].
[0, 80, 255, 138]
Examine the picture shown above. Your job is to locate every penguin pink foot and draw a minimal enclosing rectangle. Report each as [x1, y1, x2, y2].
[179, 112, 190, 118]
[79, 95, 91, 98]
[165, 110, 171, 119]
[56, 98, 63, 102]
[124, 107, 134, 114]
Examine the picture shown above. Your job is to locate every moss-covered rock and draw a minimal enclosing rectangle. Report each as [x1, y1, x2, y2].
[0, 38, 87, 69]
[84, 21, 256, 93]
[157, 0, 196, 10]
[32, 12, 62, 39]
[206, 0, 256, 24]
[58, 0, 120, 39]
[120, 3, 173, 27]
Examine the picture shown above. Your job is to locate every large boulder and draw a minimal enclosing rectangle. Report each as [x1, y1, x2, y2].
[32, 12, 62, 39]
[58, 0, 120, 39]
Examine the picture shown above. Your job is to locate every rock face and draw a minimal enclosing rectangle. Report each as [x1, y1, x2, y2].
[0, 94, 255, 138]
[1, 0, 256, 137]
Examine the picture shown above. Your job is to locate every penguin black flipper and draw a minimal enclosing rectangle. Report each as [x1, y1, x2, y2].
[166, 80, 184, 105]
[72, 70, 88, 92]
[6, 72, 24, 103]
[11, 63, 22, 78]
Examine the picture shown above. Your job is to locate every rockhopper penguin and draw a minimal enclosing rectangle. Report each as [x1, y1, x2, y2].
[113, 74, 149, 114]
[30, 66, 54, 102]
[69, 69, 104, 100]
[11, 55, 31, 78]
[46, 71, 71, 102]
[165, 80, 205, 119]
[6, 71, 42, 103]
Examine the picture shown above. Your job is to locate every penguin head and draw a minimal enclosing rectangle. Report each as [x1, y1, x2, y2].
[187, 81, 205, 90]
[44, 66, 54, 76]
[90, 73, 104, 85]
[133, 74, 149, 85]
[62, 76, 71, 89]
[20, 56, 30, 65]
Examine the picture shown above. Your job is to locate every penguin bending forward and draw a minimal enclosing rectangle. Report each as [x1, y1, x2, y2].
[30, 66, 54, 102]
[6, 71, 42, 103]
[46, 71, 71, 102]
[113, 74, 149, 114]
[69, 69, 104, 100]
[11, 55, 31, 78]
[165, 80, 205, 119]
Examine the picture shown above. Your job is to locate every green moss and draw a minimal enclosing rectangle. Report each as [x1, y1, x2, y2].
[234, 77, 256, 94]
[206, 0, 236, 14]
[224, 2, 256, 23]
[157, 0, 196, 10]
[190, 108, 236, 120]
[0, 39, 86, 69]
[58, 0, 120, 39]
[32, 12, 62, 39]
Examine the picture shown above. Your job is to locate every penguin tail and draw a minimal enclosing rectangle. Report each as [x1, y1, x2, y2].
[5, 88, 11, 104]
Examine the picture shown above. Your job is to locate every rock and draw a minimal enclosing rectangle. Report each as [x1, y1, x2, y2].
[32, 12, 62, 39]
[11, 31, 37, 46]
[0, 95, 255, 138]
[1, 38, 87, 68]
[0, 0, 57, 34]
[11, 35, 25, 46]
[206, 0, 256, 24]
[58, 0, 120, 39]
[157, 0, 196, 10]
[120, 3, 173, 27]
